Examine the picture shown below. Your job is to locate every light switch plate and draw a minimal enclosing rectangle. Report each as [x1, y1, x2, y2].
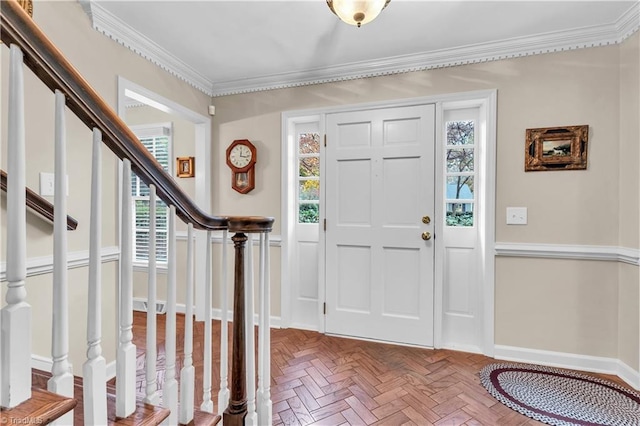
[39, 172, 55, 196]
[39, 172, 69, 197]
[506, 207, 527, 225]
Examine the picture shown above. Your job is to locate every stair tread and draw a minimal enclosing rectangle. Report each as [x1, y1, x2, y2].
[107, 394, 171, 426]
[181, 409, 222, 426]
[0, 387, 77, 424]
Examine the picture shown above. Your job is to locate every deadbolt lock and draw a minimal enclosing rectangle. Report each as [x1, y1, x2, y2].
[422, 215, 431, 224]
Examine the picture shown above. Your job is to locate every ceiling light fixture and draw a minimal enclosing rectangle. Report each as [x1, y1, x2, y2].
[326, 0, 391, 28]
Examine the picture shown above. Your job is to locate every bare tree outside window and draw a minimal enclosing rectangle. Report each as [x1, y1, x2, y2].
[299, 133, 320, 223]
[446, 121, 475, 226]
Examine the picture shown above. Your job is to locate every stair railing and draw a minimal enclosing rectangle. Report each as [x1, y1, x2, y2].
[0, 170, 79, 230]
[0, 1, 274, 425]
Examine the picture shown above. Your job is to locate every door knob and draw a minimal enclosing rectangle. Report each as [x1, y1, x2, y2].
[421, 231, 431, 241]
[422, 215, 431, 224]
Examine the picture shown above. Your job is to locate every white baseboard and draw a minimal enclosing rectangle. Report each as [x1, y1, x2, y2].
[32, 355, 118, 381]
[106, 360, 116, 381]
[494, 344, 640, 390]
[133, 297, 282, 328]
[31, 354, 74, 375]
[618, 358, 640, 390]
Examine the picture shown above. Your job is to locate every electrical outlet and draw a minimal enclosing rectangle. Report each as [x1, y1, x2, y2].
[506, 207, 527, 225]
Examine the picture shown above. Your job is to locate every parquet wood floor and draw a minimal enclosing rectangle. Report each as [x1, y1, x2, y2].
[130, 312, 632, 426]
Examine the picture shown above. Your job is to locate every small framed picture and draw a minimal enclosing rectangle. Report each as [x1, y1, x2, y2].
[176, 156, 195, 178]
[525, 125, 589, 171]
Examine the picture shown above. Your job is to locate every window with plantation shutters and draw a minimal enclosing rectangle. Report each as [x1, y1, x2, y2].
[130, 123, 172, 263]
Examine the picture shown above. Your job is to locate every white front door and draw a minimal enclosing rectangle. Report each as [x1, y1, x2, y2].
[324, 104, 435, 346]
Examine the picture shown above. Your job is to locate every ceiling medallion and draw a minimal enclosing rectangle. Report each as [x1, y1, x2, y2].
[326, 0, 391, 28]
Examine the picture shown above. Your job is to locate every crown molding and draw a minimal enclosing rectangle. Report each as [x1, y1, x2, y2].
[82, 1, 639, 98]
[616, 1, 640, 41]
[82, 1, 214, 96]
[211, 8, 640, 97]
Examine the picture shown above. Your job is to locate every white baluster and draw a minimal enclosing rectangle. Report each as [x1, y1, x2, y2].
[82, 128, 107, 424]
[245, 234, 257, 425]
[117, 158, 136, 418]
[1, 44, 30, 409]
[48, 90, 74, 425]
[145, 185, 159, 405]
[179, 224, 195, 424]
[217, 229, 230, 415]
[257, 232, 272, 425]
[162, 206, 178, 425]
[201, 230, 214, 412]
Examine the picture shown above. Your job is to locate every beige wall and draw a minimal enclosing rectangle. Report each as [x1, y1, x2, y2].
[125, 105, 197, 210]
[212, 35, 639, 364]
[618, 32, 640, 371]
[495, 258, 619, 357]
[214, 45, 623, 246]
[1, 1, 212, 370]
[1, 0, 637, 377]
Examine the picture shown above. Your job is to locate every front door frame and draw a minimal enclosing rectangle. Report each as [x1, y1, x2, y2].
[281, 89, 497, 355]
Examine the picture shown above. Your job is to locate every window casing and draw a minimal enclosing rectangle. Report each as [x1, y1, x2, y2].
[130, 124, 172, 263]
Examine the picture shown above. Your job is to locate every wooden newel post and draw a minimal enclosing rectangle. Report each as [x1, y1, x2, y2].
[224, 232, 248, 426]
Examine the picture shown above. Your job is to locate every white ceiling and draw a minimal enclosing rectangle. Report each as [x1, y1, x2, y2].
[82, 1, 639, 96]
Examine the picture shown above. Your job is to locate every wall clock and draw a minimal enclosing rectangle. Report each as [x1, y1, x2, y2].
[226, 139, 256, 194]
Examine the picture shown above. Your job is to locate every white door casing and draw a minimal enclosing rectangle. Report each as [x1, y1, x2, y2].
[324, 104, 436, 346]
[281, 90, 496, 354]
[116, 77, 212, 320]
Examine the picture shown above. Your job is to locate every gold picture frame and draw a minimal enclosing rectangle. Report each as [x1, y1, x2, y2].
[525, 125, 588, 171]
[176, 157, 195, 178]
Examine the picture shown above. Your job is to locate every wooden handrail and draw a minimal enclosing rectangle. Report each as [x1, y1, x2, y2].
[0, 0, 273, 233]
[0, 170, 78, 231]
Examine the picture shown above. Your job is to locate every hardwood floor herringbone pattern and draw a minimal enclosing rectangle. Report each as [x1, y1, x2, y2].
[267, 328, 538, 426]
[129, 312, 630, 426]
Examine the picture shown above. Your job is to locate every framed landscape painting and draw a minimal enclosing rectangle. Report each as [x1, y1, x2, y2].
[525, 125, 588, 171]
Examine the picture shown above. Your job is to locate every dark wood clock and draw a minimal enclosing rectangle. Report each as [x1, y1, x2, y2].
[226, 139, 256, 194]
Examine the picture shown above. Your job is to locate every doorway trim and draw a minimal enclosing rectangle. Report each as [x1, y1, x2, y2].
[116, 76, 212, 320]
[281, 89, 497, 354]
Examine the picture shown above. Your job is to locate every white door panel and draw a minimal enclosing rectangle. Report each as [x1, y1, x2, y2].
[325, 104, 435, 347]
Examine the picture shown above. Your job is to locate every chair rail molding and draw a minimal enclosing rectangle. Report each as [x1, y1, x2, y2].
[0, 246, 120, 281]
[495, 242, 640, 266]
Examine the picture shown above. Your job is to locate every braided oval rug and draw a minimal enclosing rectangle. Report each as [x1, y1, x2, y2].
[479, 363, 640, 426]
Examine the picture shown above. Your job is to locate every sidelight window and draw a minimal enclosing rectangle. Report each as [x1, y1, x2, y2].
[445, 120, 475, 227]
[298, 132, 320, 223]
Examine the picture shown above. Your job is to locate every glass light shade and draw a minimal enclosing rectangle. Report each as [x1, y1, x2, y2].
[327, 0, 390, 27]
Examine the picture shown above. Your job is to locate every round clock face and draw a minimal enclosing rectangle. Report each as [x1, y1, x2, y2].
[229, 143, 253, 168]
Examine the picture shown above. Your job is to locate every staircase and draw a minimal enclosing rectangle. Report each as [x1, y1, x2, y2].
[0, 1, 274, 424]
